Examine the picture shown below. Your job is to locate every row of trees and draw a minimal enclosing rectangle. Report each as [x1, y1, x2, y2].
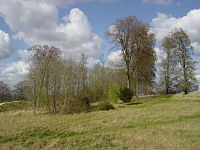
[106, 16, 198, 96]
[24, 45, 128, 114]
[0, 48, 127, 114]
[0, 16, 198, 114]
[0, 80, 27, 103]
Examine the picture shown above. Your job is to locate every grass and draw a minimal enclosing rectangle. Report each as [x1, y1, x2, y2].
[0, 94, 200, 150]
[0, 101, 31, 113]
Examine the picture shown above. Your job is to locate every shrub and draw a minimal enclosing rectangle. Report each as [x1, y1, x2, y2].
[65, 96, 91, 114]
[108, 86, 120, 102]
[96, 101, 115, 111]
[117, 88, 134, 102]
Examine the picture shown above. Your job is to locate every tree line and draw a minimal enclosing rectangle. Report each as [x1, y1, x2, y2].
[0, 80, 27, 103]
[0, 16, 198, 114]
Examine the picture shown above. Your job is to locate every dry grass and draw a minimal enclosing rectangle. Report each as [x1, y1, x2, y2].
[0, 94, 200, 150]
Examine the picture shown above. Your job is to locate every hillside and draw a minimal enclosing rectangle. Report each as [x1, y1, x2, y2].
[0, 94, 200, 150]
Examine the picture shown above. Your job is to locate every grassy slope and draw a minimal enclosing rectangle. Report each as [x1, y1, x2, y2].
[0, 101, 31, 113]
[0, 94, 200, 150]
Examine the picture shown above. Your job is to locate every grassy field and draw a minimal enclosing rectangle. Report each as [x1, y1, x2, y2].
[0, 94, 200, 150]
[0, 101, 31, 113]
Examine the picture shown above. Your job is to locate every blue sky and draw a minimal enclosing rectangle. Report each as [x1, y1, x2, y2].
[0, 0, 200, 85]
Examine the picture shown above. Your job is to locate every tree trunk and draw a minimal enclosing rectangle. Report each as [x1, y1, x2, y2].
[135, 75, 139, 101]
[126, 62, 131, 89]
[46, 76, 50, 113]
[127, 74, 131, 89]
[183, 50, 188, 94]
[33, 97, 37, 115]
[53, 80, 57, 113]
[166, 56, 169, 95]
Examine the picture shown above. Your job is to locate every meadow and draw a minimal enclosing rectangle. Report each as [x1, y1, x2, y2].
[0, 94, 200, 150]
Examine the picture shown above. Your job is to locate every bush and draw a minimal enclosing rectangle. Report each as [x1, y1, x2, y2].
[117, 88, 134, 102]
[96, 101, 115, 111]
[66, 96, 91, 114]
[108, 86, 120, 102]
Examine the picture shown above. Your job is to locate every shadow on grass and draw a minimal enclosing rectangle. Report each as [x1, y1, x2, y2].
[126, 102, 143, 105]
[125, 95, 173, 107]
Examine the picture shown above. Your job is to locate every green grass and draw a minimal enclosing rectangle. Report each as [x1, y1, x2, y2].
[0, 101, 31, 112]
[0, 94, 200, 150]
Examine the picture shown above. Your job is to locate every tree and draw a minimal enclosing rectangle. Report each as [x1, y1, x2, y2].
[27, 45, 62, 114]
[13, 80, 28, 101]
[130, 20, 156, 97]
[61, 57, 78, 109]
[117, 87, 134, 102]
[106, 16, 156, 97]
[79, 54, 88, 91]
[89, 63, 109, 101]
[27, 45, 92, 114]
[171, 28, 198, 94]
[106, 16, 139, 88]
[49, 58, 63, 113]
[160, 35, 177, 94]
[0, 81, 11, 103]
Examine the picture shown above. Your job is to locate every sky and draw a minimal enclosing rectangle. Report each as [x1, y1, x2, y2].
[0, 0, 200, 86]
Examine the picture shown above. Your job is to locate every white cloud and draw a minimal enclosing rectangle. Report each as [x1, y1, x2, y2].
[0, 0, 104, 57]
[0, 30, 14, 59]
[41, 0, 119, 6]
[55, 8, 104, 57]
[108, 50, 124, 68]
[154, 47, 164, 64]
[87, 57, 101, 68]
[108, 25, 115, 34]
[0, 49, 32, 85]
[142, 0, 173, 5]
[0, 50, 101, 85]
[1, 1, 57, 32]
[0, 60, 29, 86]
[108, 50, 122, 62]
[151, 9, 200, 56]
[0, 0, 114, 85]
[18, 50, 32, 61]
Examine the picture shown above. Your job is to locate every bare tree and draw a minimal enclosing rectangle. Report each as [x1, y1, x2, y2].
[79, 54, 88, 90]
[27, 45, 62, 114]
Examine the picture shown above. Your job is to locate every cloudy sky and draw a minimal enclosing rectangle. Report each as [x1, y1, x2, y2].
[0, 0, 200, 85]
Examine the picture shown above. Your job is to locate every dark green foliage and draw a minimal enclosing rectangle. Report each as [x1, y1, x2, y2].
[117, 88, 134, 102]
[96, 101, 115, 111]
[66, 96, 91, 114]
